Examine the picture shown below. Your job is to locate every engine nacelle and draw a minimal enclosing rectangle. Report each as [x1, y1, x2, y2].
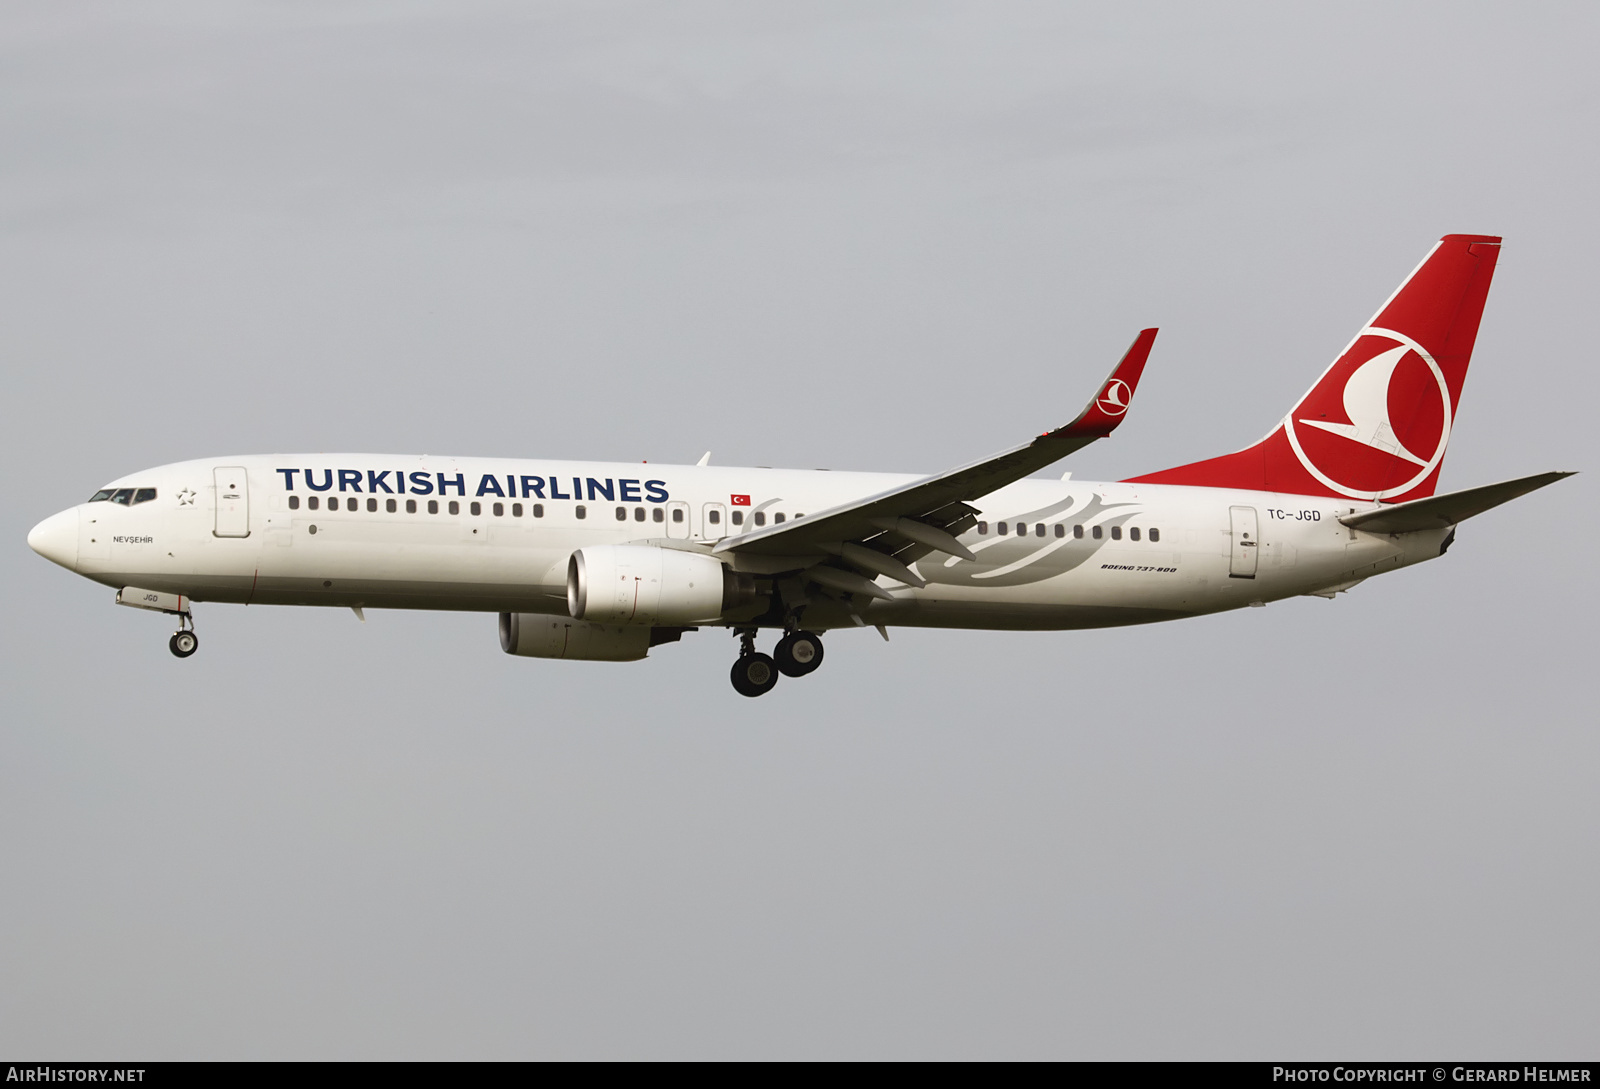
[499, 612, 651, 661]
[567, 545, 753, 626]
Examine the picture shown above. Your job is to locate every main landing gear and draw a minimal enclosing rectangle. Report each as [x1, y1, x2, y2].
[774, 630, 824, 677]
[730, 628, 825, 697]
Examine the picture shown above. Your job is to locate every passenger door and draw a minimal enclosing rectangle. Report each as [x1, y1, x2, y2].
[1228, 505, 1257, 579]
[213, 467, 250, 538]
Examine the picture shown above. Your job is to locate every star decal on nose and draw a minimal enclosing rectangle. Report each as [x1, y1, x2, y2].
[177, 488, 196, 506]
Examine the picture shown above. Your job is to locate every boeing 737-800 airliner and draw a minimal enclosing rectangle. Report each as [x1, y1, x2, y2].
[27, 235, 1573, 695]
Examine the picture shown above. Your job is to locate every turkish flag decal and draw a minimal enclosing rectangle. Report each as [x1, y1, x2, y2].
[730, 494, 750, 506]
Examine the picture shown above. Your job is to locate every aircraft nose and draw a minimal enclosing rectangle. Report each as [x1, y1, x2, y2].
[28, 508, 79, 571]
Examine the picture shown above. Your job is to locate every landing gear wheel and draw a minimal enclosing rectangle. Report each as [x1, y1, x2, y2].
[774, 631, 824, 677]
[169, 630, 199, 658]
[730, 652, 779, 697]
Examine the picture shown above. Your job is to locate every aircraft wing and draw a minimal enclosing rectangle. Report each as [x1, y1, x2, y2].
[1338, 470, 1575, 534]
[714, 329, 1157, 588]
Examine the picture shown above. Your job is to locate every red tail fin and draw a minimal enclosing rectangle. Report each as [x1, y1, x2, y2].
[1127, 234, 1502, 503]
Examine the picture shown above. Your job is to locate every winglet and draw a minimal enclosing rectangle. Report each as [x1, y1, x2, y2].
[1057, 328, 1157, 438]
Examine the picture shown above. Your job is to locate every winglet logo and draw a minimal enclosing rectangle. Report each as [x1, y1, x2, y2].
[1284, 327, 1452, 499]
[1097, 379, 1132, 417]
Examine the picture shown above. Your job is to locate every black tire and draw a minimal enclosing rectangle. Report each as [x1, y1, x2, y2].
[774, 631, 824, 677]
[169, 631, 199, 659]
[730, 652, 780, 697]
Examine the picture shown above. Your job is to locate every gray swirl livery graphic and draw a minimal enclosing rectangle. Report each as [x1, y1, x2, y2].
[917, 493, 1141, 588]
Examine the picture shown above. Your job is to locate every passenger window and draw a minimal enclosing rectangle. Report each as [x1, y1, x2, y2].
[1055, 524, 1065, 538]
[1092, 525, 1102, 539]
[998, 522, 1008, 535]
[1015, 522, 1026, 535]
[111, 489, 134, 505]
[1036, 523, 1045, 537]
[449, 501, 460, 516]
[406, 499, 417, 514]
[89, 489, 115, 502]
[754, 512, 766, 526]
[493, 502, 504, 517]
[1111, 525, 1122, 540]
[533, 504, 544, 518]
[367, 498, 378, 512]
[1149, 528, 1160, 543]
[289, 495, 300, 510]
[634, 507, 645, 521]
[308, 496, 320, 511]
[470, 501, 481, 516]
[387, 498, 397, 513]
[428, 500, 439, 514]
[615, 506, 627, 521]
[134, 488, 157, 504]
[707, 509, 720, 525]
[654, 508, 665, 523]
[1074, 524, 1084, 539]
[672, 508, 684, 523]
[774, 513, 786, 524]
[576, 505, 586, 519]
[978, 522, 988, 535]
[732, 511, 743, 525]
[332, 497, 343, 511]
[512, 503, 523, 517]
[1130, 527, 1140, 541]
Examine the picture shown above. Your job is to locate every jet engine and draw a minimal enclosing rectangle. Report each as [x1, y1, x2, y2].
[567, 545, 755, 626]
[499, 611, 652, 661]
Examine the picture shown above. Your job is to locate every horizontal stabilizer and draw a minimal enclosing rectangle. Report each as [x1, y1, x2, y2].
[1339, 471, 1575, 533]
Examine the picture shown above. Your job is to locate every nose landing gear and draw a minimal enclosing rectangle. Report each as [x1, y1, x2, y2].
[728, 627, 825, 696]
[167, 612, 199, 658]
[115, 587, 199, 660]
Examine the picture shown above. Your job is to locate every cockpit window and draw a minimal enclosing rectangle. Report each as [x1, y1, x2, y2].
[93, 487, 157, 505]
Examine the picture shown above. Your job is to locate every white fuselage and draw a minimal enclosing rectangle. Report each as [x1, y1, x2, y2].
[40, 454, 1444, 632]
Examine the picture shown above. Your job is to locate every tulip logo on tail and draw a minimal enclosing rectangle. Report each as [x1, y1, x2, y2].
[1097, 379, 1132, 416]
[1284, 327, 1452, 500]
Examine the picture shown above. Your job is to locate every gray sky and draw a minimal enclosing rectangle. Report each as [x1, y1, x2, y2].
[2, 1, 1594, 1059]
